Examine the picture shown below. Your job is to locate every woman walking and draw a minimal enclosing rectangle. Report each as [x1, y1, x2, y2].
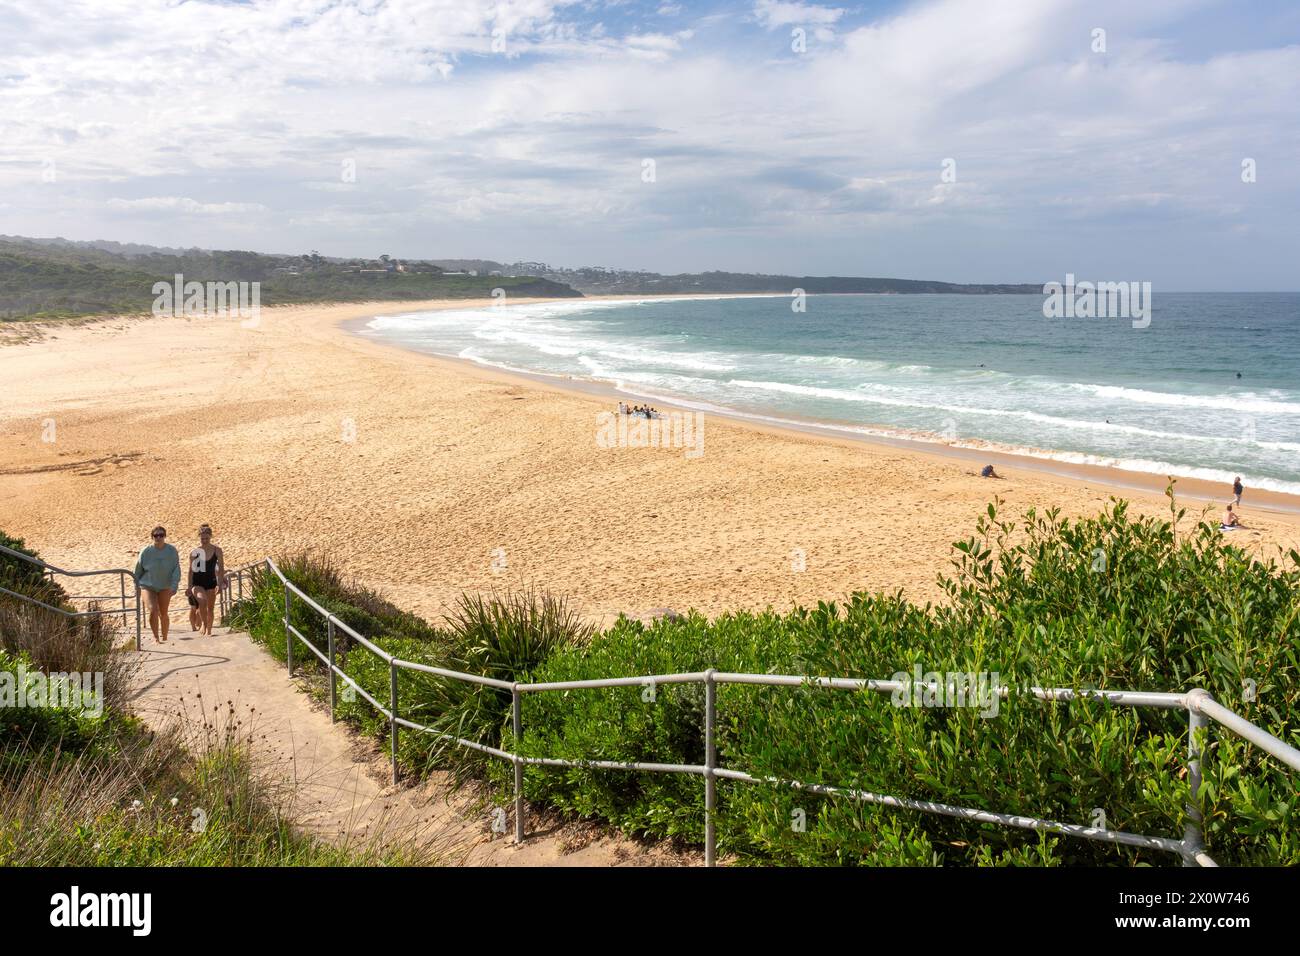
[186, 524, 225, 636]
[135, 526, 181, 644]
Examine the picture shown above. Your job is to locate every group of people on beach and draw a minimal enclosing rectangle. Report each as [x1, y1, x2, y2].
[133, 524, 227, 643]
[617, 401, 663, 419]
[978, 467, 1249, 533]
[1222, 476, 1245, 530]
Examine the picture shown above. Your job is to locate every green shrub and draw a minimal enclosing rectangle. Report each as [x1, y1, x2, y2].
[228, 494, 1300, 866]
[0, 535, 137, 721]
[0, 647, 122, 776]
[232, 561, 590, 779]
[230, 554, 443, 667]
[0, 531, 67, 611]
[511, 496, 1299, 865]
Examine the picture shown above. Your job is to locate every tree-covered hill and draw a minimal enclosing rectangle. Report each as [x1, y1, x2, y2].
[0, 238, 581, 321]
[502, 263, 1042, 295]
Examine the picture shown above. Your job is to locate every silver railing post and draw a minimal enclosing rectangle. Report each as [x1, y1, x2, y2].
[1183, 689, 1210, 865]
[328, 617, 337, 722]
[284, 584, 293, 675]
[237, 571, 244, 604]
[704, 668, 717, 867]
[513, 685, 525, 843]
[389, 659, 400, 785]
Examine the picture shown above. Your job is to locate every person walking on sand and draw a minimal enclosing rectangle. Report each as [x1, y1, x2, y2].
[135, 526, 181, 644]
[186, 524, 225, 637]
[1233, 476, 1243, 506]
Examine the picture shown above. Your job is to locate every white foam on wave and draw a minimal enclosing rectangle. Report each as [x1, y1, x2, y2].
[1069, 383, 1300, 416]
[441, 348, 1300, 495]
[366, 309, 489, 331]
[787, 354, 893, 371]
[581, 381, 1300, 497]
[711, 409, 1300, 497]
[594, 346, 737, 373]
[456, 347, 552, 379]
[730, 379, 873, 402]
[470, 326, 585, 357]
[726, 379, 1300, 453]
[367, 292, 783, 332]
[366, 299, 1300, 493]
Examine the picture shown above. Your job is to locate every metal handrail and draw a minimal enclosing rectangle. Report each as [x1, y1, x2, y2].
[0, 542, 135, 581]
[217, 558, 1300, 867]
[0, 542, 141, 647]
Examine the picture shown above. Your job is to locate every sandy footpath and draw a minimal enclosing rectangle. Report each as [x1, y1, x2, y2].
[130, 624, 694, 865]
[2, 299, 1298, 626]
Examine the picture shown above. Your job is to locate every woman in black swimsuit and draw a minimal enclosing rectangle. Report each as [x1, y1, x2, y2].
[186, 524, 225, 636]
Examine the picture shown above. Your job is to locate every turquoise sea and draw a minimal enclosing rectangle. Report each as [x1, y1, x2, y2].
[363, 293, 1300, 495]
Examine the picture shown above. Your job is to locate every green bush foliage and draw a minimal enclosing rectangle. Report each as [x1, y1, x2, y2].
[0, 531, 67, 607]
[230, 559, 589, 781]
[232, 495, 1300, 865]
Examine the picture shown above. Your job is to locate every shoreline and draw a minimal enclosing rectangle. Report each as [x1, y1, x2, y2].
[3, 298, 1297, 627]
[341, 299, 1300, 519]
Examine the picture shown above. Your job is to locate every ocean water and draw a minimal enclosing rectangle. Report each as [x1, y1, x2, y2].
[363, 293, 1300, 495]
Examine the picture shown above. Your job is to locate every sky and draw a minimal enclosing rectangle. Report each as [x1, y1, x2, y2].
[1, 0, 1298, 288]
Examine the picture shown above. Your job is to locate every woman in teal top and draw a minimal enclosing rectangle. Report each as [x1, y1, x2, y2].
[135, 526, 181, 644]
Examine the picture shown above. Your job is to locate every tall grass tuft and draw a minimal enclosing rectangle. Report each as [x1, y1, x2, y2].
[0, 603, 138, 717]
[400, 589, 593, 782]
[0, 712, 430, 866]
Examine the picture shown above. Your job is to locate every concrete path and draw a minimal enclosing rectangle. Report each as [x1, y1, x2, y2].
[130, 625, 697, 866]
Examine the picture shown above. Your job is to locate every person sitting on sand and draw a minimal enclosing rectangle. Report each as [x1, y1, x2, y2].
[135, 526, 181, 644]
[187, 523, 225, 637]
[1222, 504, 1241, 528]
[980, 464, 1002, 479]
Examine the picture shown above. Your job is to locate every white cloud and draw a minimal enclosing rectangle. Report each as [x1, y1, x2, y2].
[624, 32, 689, 58]
[0, 0, 1295, 285]
[106, 197, 267, 215]
[752, 0, 845, 30]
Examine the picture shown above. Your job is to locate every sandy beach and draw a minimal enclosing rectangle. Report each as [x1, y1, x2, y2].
[3, 299, 1298, 627]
